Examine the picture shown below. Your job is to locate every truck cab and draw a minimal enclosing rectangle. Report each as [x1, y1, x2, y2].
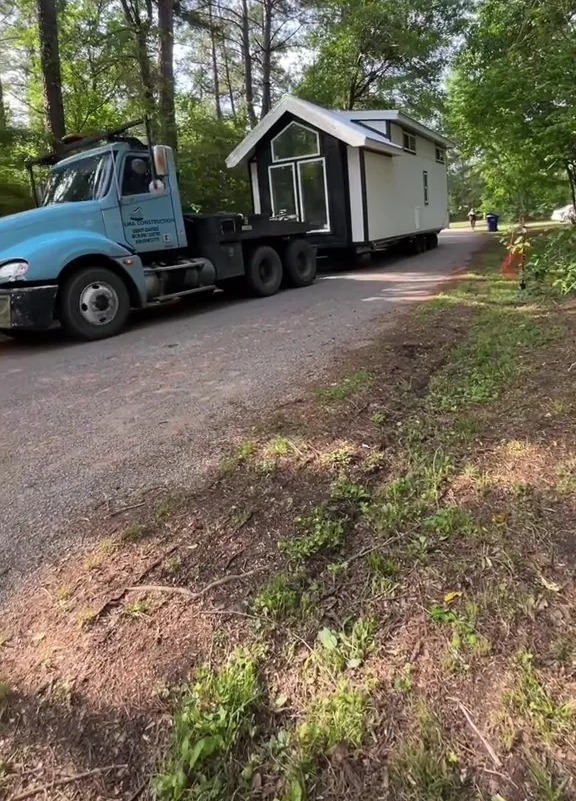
[0, 121, 316, 341]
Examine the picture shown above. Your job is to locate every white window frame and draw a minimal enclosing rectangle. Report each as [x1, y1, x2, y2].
[423, 170, 429, 206]
[403, 131, 417, 154]
[268, 162, 299, 218]
[271, 121, 320, 163]
[435, 146, 446, 164]
[296, 156, 331, 233]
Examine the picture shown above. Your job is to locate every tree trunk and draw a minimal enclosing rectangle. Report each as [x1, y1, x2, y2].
[221, 39, 236, 118]
[37, 0, 66, 143]
[208, 0, 222, 119]
[120, 0, 157, 130]
[241, 0, 257, 126]
[157, 0, 177, 152]
[260, 0, 272, 118]
[0, 74, 7, 130]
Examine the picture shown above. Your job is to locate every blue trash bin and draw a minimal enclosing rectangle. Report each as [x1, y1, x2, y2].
[486, 213, 499, 232]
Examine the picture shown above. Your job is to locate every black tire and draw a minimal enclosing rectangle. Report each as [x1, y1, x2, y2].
[404, 236, 424, 256]
[282, 239, 317, 287]
[58, 267, 131, 341]
[244, 245, 283, 297]
[426, 233, 439, 250]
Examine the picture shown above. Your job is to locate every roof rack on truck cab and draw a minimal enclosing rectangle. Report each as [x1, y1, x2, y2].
[25, 118, 147, 167]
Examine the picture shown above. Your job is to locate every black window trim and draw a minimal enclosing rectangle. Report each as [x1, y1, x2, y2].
[403, 130, 417, 154]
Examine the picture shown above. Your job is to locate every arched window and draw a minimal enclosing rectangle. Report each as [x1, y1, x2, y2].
[271, 122, 320, 162]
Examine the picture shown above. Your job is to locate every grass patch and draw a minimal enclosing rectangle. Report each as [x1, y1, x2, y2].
[314, 618, 376, 671]
[389, 705, 466, 800]
[279, 506, 346, 560]
[253, 574, 311, 620]
[154, 651, 261, 801]
[505, 651, 574, 742]
[120, 523, 149, 543]
[317, 370, 372, 402]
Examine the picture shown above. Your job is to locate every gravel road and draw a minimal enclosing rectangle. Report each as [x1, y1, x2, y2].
[0, 230, 482, 593]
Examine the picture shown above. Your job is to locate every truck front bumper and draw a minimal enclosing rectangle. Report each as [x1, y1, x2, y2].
[0, 285, 58, 330]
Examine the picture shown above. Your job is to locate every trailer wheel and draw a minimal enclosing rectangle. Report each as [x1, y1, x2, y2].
[244, 245, 283, 297]
[282, 239, 317, 287]
[58, 267, 131, 341]
[427, 233, 439, 249]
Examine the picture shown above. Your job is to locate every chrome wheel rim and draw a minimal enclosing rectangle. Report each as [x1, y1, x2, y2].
[78, 282, 119, 326]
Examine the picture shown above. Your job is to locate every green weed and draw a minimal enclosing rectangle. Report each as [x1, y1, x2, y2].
[268, 436, 300, 457]
[505, 651, 574, 741]
[329, 475, 370, 503]
[389, 705, 465, 800]
[394, 663, 414, 694]
[528, 758, 571, 801]
[124, 599, 151, 619]
[315, 618, 376, 671]
[298, 680, 368, 753]
[279, 507, 346, 560]
[253, 575, 310, 620]
[120, 523, 148, 543]
[317, 370, 372, 402]
[85, 537, 117, 567]
[424, 508, 476, 540]
[429, 602, 490, 670]
[78, 607, 97, 629]
[153, 651, 261, 801]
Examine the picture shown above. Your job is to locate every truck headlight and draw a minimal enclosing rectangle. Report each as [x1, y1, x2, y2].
[0, 260, 29, 281]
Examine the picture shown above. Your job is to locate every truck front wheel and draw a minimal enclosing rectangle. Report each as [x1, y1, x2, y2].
[244, 245, 283, 297]
[58, 267, 131, 341]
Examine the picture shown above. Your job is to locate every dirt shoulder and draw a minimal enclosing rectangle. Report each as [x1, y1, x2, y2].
[2, 237, 576, 801]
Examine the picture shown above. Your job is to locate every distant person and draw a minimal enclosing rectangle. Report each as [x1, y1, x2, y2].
[467, 208, 477, 229]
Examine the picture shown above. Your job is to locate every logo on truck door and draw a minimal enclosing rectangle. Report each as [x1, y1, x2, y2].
[130, 206, 144, 222]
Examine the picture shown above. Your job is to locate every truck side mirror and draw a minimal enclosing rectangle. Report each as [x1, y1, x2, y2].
[153, 145, 170, 178]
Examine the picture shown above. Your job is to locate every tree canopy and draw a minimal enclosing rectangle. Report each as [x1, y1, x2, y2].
[1, 0, 574, 219]
[447, 0, 576, 218]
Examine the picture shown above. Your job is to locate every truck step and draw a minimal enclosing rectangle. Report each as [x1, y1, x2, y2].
[144, 258, 212, 275]
[150, 285, 217, 303]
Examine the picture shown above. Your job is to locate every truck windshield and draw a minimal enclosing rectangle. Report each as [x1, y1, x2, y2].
[42, 151, 112, 205]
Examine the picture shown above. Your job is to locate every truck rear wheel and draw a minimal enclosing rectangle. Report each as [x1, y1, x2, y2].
[244, 245, 283, 297]
[282, 239, 317, 287]
[58, 267, 131, 341]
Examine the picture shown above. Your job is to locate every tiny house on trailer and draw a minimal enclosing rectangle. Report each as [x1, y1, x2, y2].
[226, 95, 452, 256]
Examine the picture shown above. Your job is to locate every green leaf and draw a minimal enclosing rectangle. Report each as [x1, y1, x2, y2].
[318, 627, 338, 650]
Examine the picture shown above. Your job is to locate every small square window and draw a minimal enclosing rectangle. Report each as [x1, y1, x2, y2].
[403, 132, 416, 154]
[423, 170, 429, 205]
[435, 147, 445, 164]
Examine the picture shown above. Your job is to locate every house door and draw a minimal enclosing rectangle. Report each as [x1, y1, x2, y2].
[268, 158, 330, 232]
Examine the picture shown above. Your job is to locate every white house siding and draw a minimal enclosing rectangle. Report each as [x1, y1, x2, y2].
[346, 147, 365, 242]
[365, 123, 448, 241]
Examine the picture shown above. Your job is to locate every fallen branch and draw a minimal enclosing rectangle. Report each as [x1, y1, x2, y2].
[127, 567, 263, 600]
[449, 697, 502, 768]
[107, 501, 146, 518]
[10, 764, 127, 801]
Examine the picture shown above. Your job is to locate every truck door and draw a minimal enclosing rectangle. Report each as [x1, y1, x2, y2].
[119, 154, 179, 252]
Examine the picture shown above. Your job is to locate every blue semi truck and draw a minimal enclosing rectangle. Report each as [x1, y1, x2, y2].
[0, 120, 317, 341]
